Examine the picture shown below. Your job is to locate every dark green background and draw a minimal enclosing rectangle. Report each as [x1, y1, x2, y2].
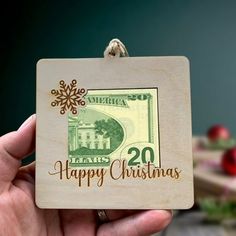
[1, 0, 236, 138]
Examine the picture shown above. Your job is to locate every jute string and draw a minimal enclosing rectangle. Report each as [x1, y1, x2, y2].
[104, 39, 129, 58]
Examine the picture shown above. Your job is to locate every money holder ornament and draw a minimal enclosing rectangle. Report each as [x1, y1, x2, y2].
[36, 39, 194, 209]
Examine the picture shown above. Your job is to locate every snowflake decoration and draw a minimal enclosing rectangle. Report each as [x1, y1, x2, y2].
[51, 80, 87, 115]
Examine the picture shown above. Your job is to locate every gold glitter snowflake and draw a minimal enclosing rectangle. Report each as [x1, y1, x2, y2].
[51, 80, 87, 115]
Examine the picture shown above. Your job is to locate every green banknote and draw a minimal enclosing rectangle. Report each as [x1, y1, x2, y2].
[68, 88, 160, 168]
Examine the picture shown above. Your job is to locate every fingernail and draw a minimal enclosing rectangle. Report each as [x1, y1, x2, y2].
[18, 114, 35, 130]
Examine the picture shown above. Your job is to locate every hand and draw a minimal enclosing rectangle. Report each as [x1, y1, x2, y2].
[0, 115, 172, 236]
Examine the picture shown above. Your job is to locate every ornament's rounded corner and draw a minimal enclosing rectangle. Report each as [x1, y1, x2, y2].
[35, 196, 46, 210]
[178, 56, 190, 66]
[182, 196, 195, 210]
[36, 58, 49, 69]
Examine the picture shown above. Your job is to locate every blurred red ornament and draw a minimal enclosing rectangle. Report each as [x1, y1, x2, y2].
[221, 148, 236, 176]
[207, 125, 230, 141]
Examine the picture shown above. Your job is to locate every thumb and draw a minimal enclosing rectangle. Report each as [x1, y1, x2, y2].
[0, 114, 36, 189]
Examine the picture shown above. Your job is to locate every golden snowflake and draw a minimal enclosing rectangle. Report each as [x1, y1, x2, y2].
[51, 80, 87, 115]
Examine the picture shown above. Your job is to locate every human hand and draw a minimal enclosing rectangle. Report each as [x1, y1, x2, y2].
[0, 115, 172, 236]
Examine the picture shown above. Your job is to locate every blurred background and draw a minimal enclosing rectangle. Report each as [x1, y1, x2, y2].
[1, 0, 236, 235]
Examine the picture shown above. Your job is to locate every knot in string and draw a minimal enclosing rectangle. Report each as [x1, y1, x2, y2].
[104, 39, 129, 58]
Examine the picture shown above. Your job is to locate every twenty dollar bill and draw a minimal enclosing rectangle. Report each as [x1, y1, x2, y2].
[68, 88, 160, 168]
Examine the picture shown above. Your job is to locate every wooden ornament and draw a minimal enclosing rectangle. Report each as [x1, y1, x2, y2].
[36, 56, 193, 209]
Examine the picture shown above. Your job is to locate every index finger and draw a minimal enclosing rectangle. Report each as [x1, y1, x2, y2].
[0, 114, 36, 191]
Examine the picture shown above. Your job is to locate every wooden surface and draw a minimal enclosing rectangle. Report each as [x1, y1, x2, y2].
[36, 57, 193, 209]
[193, 137, 236, 200]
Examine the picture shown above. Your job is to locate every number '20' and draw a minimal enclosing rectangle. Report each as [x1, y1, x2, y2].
[127, 147, 155, 166]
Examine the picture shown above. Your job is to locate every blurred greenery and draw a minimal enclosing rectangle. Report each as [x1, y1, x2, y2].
[199, 198, 236, 222]
[204, 138, 236, 150]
